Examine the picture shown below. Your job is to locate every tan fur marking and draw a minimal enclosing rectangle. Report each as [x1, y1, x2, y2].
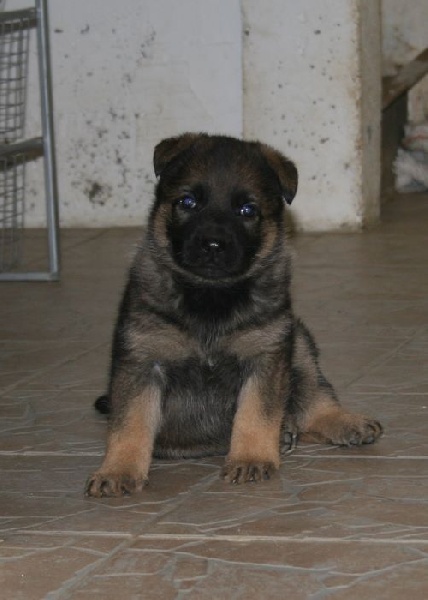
[227, 377, 281, 467]
[256, 220, 279, 260]
[300, 393, 383, 446]
[105, 390, 160, 472]
[152, 205, 170, 249]
[127, 327, 196, 362]
[86, 387, 161, 496]
[226, 317, 291, 358]
[301, 394, 343, 437]
[294, 331, 318, 381]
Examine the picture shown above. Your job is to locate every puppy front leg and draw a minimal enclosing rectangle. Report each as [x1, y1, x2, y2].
[85, 382, 161, 498]
[222, 375, 283, 484]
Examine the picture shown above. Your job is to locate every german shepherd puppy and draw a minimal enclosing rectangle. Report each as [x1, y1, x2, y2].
[85, 133, 382, 497]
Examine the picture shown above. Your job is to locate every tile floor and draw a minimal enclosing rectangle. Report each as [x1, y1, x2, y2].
[1, 193, 427, 599]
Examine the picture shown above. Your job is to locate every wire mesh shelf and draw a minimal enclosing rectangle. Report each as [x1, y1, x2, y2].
[0, 150, 25, 270]
[0, 8, 35, 145]
[0, 1, 59, 281]
[0, 137, 42, 272]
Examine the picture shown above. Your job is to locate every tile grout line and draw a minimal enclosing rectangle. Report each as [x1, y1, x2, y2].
[0, 450, 426, 460]
[12, 529, 428, 546]
[0, 451, 104, 457]
[141, 533, 428, 545]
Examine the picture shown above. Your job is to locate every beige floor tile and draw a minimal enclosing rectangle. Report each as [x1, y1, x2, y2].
[0, 194, 427, 598]
[0, 534, 128, 600]
[36, 537, 428, 600]
[141, 456, 428, 542]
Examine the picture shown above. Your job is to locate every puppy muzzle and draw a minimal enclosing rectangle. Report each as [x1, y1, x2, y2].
[178, 224, 249, 279]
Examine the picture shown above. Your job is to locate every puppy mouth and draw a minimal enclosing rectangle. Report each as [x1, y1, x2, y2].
[178, 251, 245, 280]
[183, 263, 240, 280]
[173, 237, 251, 280]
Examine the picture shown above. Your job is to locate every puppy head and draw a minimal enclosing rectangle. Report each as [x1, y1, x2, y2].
[150, 133, 298, 283]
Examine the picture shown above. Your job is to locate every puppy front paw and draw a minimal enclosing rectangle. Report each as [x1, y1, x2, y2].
[221, 460, 277, 484]
[85, 471, 148, 498]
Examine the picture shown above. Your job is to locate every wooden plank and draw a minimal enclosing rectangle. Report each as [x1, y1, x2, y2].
[382, 48, 428, 110]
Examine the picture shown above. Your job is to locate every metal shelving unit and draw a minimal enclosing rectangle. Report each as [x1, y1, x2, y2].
[0, 0, 59, 281]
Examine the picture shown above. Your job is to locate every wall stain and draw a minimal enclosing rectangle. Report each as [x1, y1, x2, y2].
[140, 30, 156, 59]
[115, 149, 130, 188]
[85, 181, 112, 206]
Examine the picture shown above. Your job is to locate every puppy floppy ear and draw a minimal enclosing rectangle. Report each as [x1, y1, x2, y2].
[259, 143, 298, 204]
[153, 132, 206, 177]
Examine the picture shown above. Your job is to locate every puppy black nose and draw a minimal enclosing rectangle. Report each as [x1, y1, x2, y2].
[201, 238, 225, 254]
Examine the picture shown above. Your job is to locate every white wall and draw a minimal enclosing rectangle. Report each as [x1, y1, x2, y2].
[243, 0, 381, 230]
[7, 0, 242, 227]
[5, 0, 387, 230]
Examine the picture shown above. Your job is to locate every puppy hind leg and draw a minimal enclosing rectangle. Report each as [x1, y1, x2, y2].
[292, 321, 383, 446]
[299, 391, 383, 446]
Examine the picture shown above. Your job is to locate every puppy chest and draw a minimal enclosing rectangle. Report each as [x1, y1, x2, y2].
[159, 354, 241, 398]
[157, 355, 242, 423]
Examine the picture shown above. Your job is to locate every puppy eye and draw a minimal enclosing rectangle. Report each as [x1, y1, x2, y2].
[178, 195, 197, 210]
[238, 203, 259, 218]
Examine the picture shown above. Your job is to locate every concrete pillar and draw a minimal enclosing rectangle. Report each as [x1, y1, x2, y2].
[243, 0, 382, 231]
